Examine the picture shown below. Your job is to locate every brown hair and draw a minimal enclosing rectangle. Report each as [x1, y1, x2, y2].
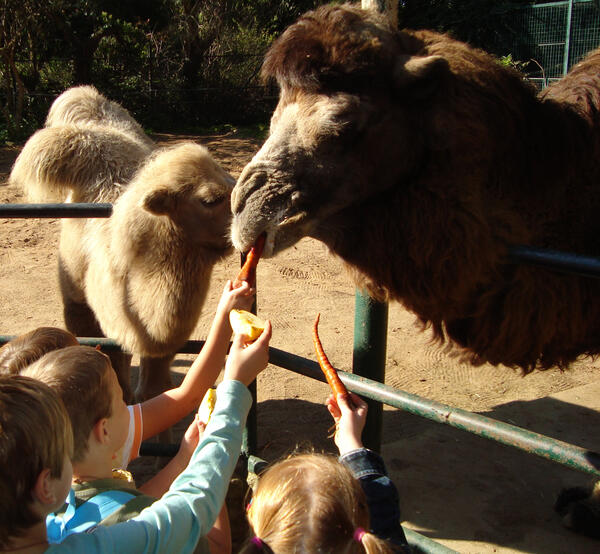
[0, 327, 78, 375]
[240, 453, 394, 554]
[22, 346, 113, 463]
[0, 375, 73, 548]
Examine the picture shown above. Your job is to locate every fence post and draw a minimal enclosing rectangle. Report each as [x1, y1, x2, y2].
[563, 0, 574, 76]
[353, 290, 389, 452]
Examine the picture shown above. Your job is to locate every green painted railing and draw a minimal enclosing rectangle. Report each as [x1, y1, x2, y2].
[3, 328, 599, 478]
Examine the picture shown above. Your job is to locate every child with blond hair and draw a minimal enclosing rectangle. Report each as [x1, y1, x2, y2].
[0, 321, 271, 553]
[19, 280, 257, 551]
[240, 393, 410, 553]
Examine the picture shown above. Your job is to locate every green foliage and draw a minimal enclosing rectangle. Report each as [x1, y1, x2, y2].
[499, 53, 529, 73]
[398, 0, 524, 56]
[0, 0, 567, 143]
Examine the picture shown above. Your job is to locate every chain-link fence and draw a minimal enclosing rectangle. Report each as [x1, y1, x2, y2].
[509, 0, 600, 88]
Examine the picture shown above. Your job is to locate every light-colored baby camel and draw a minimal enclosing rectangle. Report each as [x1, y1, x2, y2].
[10, 86, 234, 400]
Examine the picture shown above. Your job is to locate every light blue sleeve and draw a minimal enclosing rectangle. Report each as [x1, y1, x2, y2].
[47, 379, 251, 554]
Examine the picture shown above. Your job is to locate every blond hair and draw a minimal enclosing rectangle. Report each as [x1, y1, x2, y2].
[0, 327, 78, 375]
[0, 375, 73, 548]
[22, 346, 113, 463]
[241, 453, 394, 554]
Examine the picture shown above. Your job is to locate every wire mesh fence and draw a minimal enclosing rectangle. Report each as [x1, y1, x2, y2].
[509, 0, 600, 88]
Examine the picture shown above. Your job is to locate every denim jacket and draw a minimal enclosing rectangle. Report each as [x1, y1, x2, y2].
[340, 448, 410, 552]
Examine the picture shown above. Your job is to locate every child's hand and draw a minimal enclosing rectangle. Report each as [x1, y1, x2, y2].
[216, 280, 255, 318]
[224, 321, 272, 386]
[326, 392, 367, 455]
[177, 414, 205, 461]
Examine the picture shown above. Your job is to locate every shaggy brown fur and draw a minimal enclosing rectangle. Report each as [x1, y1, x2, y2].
[231, 3, 600, 373]
[10, 86, 234, 400]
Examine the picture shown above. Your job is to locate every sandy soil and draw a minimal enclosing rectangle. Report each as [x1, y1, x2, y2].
[1, 133, 599, 553]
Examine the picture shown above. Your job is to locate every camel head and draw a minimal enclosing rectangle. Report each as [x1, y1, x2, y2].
[231, 4, 451, 256]
[127, 142, 235, 256]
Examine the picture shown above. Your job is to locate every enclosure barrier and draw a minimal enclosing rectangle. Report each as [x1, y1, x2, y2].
[3, 202, 600, 553]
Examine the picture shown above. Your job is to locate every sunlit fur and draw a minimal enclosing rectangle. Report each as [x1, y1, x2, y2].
[10, 86, 235, 399]
[232, 3, 600, 373]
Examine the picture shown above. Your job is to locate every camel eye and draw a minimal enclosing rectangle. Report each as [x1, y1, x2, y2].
[200, 196, 224, 208]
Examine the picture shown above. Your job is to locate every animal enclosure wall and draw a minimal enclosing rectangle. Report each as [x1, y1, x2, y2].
[510, 0, 600, 87]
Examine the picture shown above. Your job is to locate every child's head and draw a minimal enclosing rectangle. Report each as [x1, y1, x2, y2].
[242, 453, 393, 554]
[0, 375, 74, 548]
[22, 345, 127, 464]
[0, 326, 78, 375]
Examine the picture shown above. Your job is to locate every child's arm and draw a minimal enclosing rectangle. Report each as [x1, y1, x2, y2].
[138, 415, 205, 497]
[329, 393, 410, 551]
[326, 392, 368, 455]
[140, 280, 255, 440]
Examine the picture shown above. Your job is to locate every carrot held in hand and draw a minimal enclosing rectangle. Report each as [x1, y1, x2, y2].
[313, 313, 354, 408]
[233, 233, 266, 289]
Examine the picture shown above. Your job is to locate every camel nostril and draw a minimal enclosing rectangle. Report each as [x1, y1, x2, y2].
[232, 170, 268, 215]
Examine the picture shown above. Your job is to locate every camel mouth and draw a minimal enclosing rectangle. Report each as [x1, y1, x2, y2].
[231, 206, 308, 258]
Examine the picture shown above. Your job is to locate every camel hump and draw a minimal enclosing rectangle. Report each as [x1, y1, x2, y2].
[9, 124, 151, 203]
[45, 85, 153, 148]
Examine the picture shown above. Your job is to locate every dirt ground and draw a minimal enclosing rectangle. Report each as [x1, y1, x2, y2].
[1, 133, 599, 553]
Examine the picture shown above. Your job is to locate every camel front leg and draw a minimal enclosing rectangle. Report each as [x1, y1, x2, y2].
[135, 353, 175, 402]
[62, 298, 133, 403]
[60, 258, 134, 401]
[136, 353, 176, 448]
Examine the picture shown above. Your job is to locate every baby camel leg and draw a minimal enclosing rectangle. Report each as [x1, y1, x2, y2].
[61, 296, 133, 402]
[59, 259, 134, 401]
[136, 353, 176, 447]
[135, 353, 175, 402]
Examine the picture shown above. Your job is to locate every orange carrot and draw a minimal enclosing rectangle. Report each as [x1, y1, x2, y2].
[313, 313, 353, 406]
[233, 233, 266, 289]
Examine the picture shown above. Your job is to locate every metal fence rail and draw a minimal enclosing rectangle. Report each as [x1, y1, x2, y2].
[4, 203, 600, 278]
[4, 334, 598, 478]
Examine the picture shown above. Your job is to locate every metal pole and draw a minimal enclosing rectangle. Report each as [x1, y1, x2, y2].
[563, 0, 574, 76]
[509, 244, 600, 279]
[403, 528, 459, 554]
[265, 347, 600, 477]
[5, 206, 600, 279]
[4, 334, 598, 476]
[0, 203, 112, 218]
[353, 290, 388, 452]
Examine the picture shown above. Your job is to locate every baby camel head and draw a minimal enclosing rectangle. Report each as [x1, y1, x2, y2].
[117, 142, 235, 256]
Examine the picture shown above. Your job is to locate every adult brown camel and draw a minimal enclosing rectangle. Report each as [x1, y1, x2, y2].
[230, 3, 600, 538]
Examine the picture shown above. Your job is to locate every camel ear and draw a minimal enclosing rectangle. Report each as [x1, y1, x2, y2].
[142, 187, 177, 215]
[393, 55, 449, 96]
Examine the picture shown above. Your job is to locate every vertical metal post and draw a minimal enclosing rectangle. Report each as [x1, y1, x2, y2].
[241, 254, 258, 458]
[356, 0, 394, 450]
[563, 0, 574, 76]
[352, 290, 388, 452]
